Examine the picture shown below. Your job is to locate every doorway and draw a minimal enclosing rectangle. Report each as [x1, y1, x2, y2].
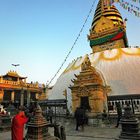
[80, 96, 90, 110]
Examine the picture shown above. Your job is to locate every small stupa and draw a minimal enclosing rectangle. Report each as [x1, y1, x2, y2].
[26, 103, 59, 140]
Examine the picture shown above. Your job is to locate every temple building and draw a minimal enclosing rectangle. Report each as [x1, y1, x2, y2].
[48, 0, 140, 115]
[0, 71, 45, 106]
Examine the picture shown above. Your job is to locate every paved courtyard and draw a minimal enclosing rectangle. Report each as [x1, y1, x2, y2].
[0, 119, 121, 140]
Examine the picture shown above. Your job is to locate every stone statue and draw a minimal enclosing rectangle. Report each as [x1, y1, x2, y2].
[123, 102, 134, 119]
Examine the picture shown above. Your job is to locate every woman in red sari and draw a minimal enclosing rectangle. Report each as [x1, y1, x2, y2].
[11, 107, 28, 140]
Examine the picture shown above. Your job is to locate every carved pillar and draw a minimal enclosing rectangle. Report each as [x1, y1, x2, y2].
[27, 89, 31, 107]
[90, 90, 104, 113]
[0, 89, 4, 102]
[20, 89, 24, 106]
[36, 93, 39, 100]
[72, 91, 80, 113]
[0, 76, 3, 83]
[11, 91, 15, 102]
[17, 77, 19, 84]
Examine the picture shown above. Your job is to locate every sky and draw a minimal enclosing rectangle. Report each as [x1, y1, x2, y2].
[0, 0, 140, 85]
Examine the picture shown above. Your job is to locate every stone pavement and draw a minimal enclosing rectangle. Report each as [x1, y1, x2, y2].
[0, 121, 121, 140]
[64, 121, 120, 140]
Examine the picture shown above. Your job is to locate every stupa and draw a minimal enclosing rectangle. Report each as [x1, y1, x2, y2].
[26, 103, 59, 140]
[48, 0, 140, 115]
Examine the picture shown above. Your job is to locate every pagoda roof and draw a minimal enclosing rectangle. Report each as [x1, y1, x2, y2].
[2, 71, 27, 79]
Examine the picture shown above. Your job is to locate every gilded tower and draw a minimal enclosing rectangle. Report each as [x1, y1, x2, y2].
[88, 0, 128, 53]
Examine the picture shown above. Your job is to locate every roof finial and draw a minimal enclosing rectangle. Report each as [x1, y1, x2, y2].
[101, 0, 111, 12]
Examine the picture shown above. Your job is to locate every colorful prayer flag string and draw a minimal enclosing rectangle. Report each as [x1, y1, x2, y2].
[119, 0, 140, 17]
[131, 0, 140, 4]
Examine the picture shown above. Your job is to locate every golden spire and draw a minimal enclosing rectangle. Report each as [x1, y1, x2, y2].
[91, 0, 123, 32]
[88, 0, 128, 53]
[101, 0, 108, 13]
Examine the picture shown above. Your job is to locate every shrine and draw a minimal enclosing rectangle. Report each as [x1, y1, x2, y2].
[69, 55, 111, 115]
[26, 103, 59, 140]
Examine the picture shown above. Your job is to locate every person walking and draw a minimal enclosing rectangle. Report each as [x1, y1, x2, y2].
[11, 106, 28, 140]
[48, 107, 53, 124]
[115, 102, 122, 128]
[74, 107, 85, 131]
